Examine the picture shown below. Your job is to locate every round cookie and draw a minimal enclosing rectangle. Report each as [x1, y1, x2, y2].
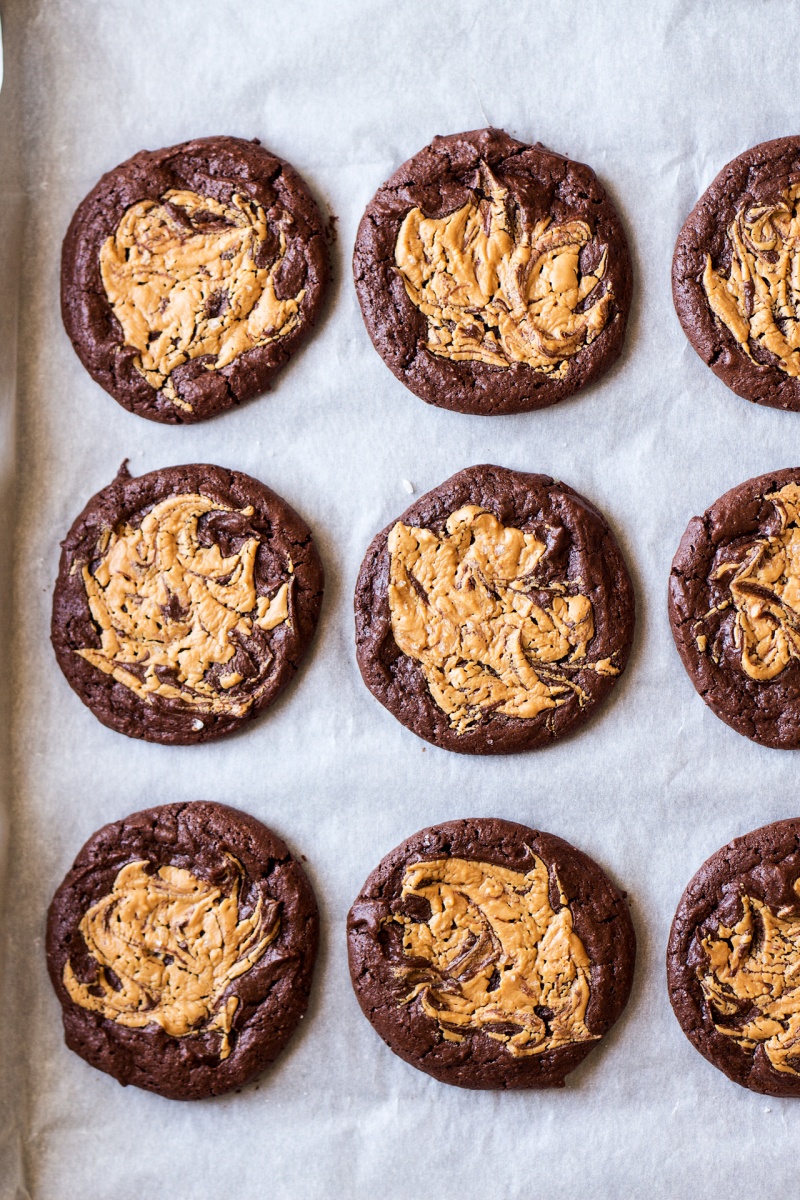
[62, 136, 329, 423]
[673, 136, 800, 412]
[353, 127, 632, 416]
[46, 801, 319, 1100]
[668, 818, 800, 1096]
[354, 464, 635, 754]
[51, 462, 324, 745]
[347, 818, 635, 1090]
[669, 467, 800, 748]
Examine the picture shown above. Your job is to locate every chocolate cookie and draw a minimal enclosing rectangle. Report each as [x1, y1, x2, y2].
[667, 818, 800, 1096]
[46, 802, 318, 1100]
[347, 818, 635, 1089]
[673, 136, 800, 411]
[354, 464, 635, 754]
[353, 127, 632, 416]
[669, 467, 800, 748]
[62, 136, 329, 423]
[52, 462, 324, 744]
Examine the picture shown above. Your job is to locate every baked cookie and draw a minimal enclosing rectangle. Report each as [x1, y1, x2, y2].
[46, 801, 319, 1100]
[353, 127, 632, 415]
[354, 464, 635, 754]
[667, 818, 800, 1096]
[347, 818, 635, 1089]
[669, 467, 800, 748]
[62, 136, 329, 423]
[52, 462, 323, 744]
[673, 136, 800, 411]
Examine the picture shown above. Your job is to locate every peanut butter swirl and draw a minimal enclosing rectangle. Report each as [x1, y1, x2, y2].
[387, 505, 617, 733]
[394, 163, 613, 374]
[100, 189, 305, 412]
[391, 855, 597, 1056]
[696, 482, 800, 681]
[63, 859, 279, 1059]
[703, 184, 800, 377]
[699, 881, 800, 1076]
[77, 492, 293, 716]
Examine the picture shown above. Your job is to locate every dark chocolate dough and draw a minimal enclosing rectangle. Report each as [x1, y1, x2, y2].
[353, 127, 632, 415]
[354, 464, 635, 754]
[347, 817, 635, 1089]
[47, 802, 319, 1100]
[62, 136, 329, 423]
[668, 818, 800, 1096]
[673, 135, 800, 411]
[51, 462, 324, 745]
[669, 466, 800, 748]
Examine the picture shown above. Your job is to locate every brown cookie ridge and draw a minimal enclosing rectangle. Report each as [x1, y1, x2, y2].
[353, 127, 632, 416]
[667, 818, 800, 1097]
[51, 462, 324, 745]
[347, 818, 636, 1090]
[668, 466, 800, 748]
[354, 464, 635, 755]
[672, 135, 800, 411]
[46, 802, 319, 1100]
[61, 135, 329, 424]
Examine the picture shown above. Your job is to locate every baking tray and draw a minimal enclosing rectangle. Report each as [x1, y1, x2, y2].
[4, 1, 800, 1196]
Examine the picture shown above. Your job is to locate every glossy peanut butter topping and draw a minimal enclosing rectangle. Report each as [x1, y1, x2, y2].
[703, 184, 800, 376]
[704, 483, 800, 681]
[63, 859, 279, 1058]
[391, 855, 597, 1056]
[77, 492, 293, 716]
[100, 189, 304, 411]
[699, 880, 800, 1075]
[394, 163, 613, 374]
[387, 505, 617, 733]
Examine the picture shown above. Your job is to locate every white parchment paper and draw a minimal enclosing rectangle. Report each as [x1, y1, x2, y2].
[5, 1, 800, 1195]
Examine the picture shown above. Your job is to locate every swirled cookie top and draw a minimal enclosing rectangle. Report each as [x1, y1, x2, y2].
[76, 492, 293, 718]
[703, 184, 800, 377]
[64, 857, 278, 1059]
[699, 880, 800, 1077]
[694, 482, 800, 681]
[394, 163, 613, 375]
[100, 190, 305, 412]
[387, 505, 618, 733]
[390, 854, 597, 1057]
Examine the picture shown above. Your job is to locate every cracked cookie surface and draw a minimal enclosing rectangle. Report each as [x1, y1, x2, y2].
[51, 462, 324, 744]
[347, 818, 635, 1089]
[62, 136, 328, 423]
[47, 801, 319, 1100]
[353, 127, 632, 415]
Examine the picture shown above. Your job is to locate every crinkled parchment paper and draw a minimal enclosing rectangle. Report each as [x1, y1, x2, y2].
[3, 1, 800, 1196]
